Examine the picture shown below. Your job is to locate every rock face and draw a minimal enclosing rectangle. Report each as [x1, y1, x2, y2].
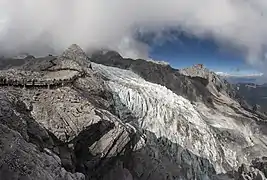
[0, 45, 138, 180]
[0, 91, 85, 180]
[0, 46, 267, 180]
[215, 157, 267, 180]
[91, 51, 215, 107]
[60, 44, 91, 68]
[179, 64, 239, 99]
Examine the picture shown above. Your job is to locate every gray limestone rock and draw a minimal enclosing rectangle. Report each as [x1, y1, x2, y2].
[59, 44, 91, 68]
[0, 91, 85, 180]
[214, 159, 267, 180]
[0, 45, 138, 180]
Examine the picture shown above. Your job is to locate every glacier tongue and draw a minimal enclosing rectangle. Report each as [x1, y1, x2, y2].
[92, 63, 224, 171]
[92, 62, 267, 174]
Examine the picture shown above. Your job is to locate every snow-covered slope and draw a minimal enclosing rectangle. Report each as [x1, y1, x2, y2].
[93, 62, 267, 174]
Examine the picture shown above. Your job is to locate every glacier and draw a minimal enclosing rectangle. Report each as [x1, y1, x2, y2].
[92, 62, 267, 174]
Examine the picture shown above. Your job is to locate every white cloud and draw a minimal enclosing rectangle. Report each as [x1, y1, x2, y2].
[216, 71, 264, 77]
[215, 72, 231, 76]
[0, 0, 267, 70]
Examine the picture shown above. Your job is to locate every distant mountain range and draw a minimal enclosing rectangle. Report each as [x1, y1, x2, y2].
[234, 82, 267, 113]
[216, 73, 266, 85]
[226, 76, 266, 84]
[214, 71, 267, 113]
[215, 73, 267, 113]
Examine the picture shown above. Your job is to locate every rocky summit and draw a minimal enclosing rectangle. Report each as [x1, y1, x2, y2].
[0, 44, 267, 180]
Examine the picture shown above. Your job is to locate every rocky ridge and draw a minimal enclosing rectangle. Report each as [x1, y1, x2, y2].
[91, 50, 267, 179]
[0, 44, 140, 180]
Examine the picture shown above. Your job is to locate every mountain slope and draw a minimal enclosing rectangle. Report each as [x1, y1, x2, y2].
[92, 61, 267, 174]
[91, 51, 214, 107]
[0, 45, 267, 180]
[90, 50, 267, 179]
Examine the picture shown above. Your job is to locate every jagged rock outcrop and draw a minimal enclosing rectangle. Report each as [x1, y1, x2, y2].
[215, 157, 267, 179]
[0, 44, 91, 88]
[179, 64, 262, 117]
[60, 44, 91, 68]
[235, 164, 266, 180]
[0, 45, 140, 180]
[179, 64, 235, 97]
[0, 91, 85, 180]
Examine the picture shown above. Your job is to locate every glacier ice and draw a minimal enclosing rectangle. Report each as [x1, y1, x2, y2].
[92, 62, 267, 173]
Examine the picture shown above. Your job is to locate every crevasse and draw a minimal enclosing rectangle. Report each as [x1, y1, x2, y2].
[93, 63, 226, 172]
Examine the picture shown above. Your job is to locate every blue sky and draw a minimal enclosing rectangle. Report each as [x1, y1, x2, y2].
[143, 32, 262, 76]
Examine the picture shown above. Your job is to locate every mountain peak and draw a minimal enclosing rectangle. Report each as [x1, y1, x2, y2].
[59, 44, 91, 67]
[179, 64, 213, 80]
